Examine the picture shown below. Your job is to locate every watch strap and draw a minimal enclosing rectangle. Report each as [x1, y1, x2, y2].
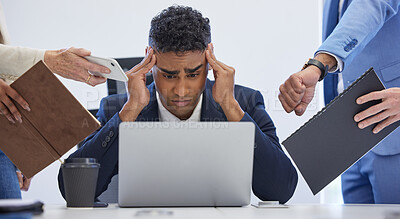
[302, 58, 328, 81]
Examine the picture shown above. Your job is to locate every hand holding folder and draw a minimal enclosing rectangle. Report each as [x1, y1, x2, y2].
[282, 68, 400, 195]
[0, 61, 101, 178]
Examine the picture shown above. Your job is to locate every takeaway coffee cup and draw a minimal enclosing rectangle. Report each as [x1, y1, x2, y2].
[61, 158, 100, 207]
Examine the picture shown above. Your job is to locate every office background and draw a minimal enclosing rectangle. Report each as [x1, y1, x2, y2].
[1, 0, 340, 204]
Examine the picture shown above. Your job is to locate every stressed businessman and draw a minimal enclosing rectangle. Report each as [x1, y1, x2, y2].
[58, 5, 298, 204]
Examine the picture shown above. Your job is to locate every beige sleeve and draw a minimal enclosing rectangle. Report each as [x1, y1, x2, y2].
[0, 44, 45, 84]
[0, 2, 10, 45]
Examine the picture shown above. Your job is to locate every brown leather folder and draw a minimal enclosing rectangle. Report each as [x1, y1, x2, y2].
[0, 61, 101, 178]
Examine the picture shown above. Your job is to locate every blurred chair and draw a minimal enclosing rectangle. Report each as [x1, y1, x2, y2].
[85, 57, 148, 203]
[107, 57, 152, 96]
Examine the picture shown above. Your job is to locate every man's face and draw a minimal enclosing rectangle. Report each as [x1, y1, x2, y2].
[152, 50, 208, 120]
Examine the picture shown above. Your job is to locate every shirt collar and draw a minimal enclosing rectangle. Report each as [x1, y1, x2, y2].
[156, 92, 203, 122]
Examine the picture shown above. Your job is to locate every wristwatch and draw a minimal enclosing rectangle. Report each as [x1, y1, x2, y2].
[302, 58, 328, 81]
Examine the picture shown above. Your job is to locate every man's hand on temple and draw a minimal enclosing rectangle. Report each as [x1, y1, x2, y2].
[44, 47, 110, 86]
[278, 53, 337, 116]
[119, 47, 156, 122]
[354, 87, 400, 134]
[206, 43, 244, 121]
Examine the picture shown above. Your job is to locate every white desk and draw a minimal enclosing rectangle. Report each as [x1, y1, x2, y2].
[218, 205, 400, 219]
[31, 204, 400, 219]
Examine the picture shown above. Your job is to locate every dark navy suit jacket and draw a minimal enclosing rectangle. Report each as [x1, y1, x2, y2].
[58, 79, 298, 203]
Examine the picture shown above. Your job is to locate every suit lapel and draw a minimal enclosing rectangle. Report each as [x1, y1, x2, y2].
[200, 80, 227, 121]
[322, 0, 341, 105]
[340, 0, 350, 18]
[322, 0, 340, 41]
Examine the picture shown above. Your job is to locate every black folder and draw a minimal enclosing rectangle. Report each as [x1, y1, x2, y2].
[0, 200, 43, 214]
[282, 68, 400, 195]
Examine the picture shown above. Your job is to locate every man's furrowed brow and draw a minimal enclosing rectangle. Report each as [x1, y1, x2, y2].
[185, 64, 203, 73]
[159, 67, 179, 75]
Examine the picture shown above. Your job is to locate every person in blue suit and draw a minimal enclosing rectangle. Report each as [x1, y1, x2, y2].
[279, 0, 400, 203]
[58, 5, 298, 204]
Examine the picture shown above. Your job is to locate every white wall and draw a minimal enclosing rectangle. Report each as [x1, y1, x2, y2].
[2, 0, 324, 204]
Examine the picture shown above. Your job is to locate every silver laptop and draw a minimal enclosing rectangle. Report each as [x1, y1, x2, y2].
[118, 122, 255, 207]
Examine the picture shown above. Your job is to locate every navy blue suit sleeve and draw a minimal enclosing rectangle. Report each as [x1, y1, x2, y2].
[58, 97, 121, 199]
[240, 90, 298, 204]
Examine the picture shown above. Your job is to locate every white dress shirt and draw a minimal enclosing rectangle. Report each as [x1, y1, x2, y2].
[156, 92, 203, 122]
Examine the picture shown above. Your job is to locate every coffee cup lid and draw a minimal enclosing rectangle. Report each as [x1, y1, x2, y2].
[64, 158, 97, 164]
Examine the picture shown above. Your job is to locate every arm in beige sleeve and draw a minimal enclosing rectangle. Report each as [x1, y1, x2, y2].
[0, 44, 45, 83]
